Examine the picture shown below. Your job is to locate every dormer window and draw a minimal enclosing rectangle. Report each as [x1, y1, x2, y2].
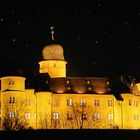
[67, 86, 71, 90]
[66, 80, 70, 84]
[88, 87, 92, 91]
[8, 80, 14, 85]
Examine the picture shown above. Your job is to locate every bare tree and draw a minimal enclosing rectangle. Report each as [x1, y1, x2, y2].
[64, 103, 94, 129]
[1, 99, 30, 130]
[39, 113, 51, 129]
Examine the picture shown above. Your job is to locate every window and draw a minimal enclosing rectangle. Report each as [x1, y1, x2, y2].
[134, 115, 139, 121]
[108, 100, 113, 106]
[86, 80, 90, 84]
[52, 99, 59, 106]
[67, 86, 71, 90]
[107, 81, 110, 85]
[94, 100, 100, 106]
[108, 113, 114, 120]
[66, 80, 70, 84]
[67, 113, 72, 120]
[88, 87, 92, 91]
[9, 96, 15, 103]
[67, 98, 73, 106]
[9, 111, 15, 118]
[129, 99, 132, 106]
[81, 113, 87, 120]
[8, 80, 14, 85]
[25, 113, 31, 120]
[80, 99, 86, 106]
[25, 99, 31, 106]
[35, 99, 37, 104]
[94, 113, 100, 120]
[52, 112, 59, 120]
[34, 113, 37, 120]
[134, 100, 138, 107]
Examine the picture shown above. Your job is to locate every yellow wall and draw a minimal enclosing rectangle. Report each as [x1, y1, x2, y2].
[39, 60, 67, 78]
[35, 92, 52, 129]
[1, 76, 25, 91]
[1, 76, 140, 130]
[121, 93, 140, 129]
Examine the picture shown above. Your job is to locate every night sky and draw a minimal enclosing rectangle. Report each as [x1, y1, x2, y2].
[0, 1, 140, 80]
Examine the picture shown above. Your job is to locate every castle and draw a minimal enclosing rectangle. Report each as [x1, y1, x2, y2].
[0, 28, 140, 130]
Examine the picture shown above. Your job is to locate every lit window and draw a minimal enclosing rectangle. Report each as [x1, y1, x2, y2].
[34, 113, 37, 120]
[134, 115, 139, 121]
[81, 113, 87, 120]
[67, 98, 73, 106]
[67, 113, 73, 120]
[129, 99, 132, 106]
[66, 80, 70, 84]
[134, 100, 138, 107]
[94, 100, 100, 106]
[88, 87, 92, 91]
[8, 80, 14, 85]
[67, 86, 71, 90]
[25, 99, 31, 106]
[86, 80, 90, 84]
[9, 96, 15, 103]
[108, 113, 114, 120]
[25, 113, 31, 120]
[9, 111, 15, 118]
[108, 100, 113, 106]
[80, 99, 86, 106]
[52, 112, 59, 120]
[94, 113, 100, 120]
[107, 81, 109, 85]
[35, 99, 37, 104]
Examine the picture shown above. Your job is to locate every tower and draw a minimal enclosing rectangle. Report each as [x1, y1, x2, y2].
[38, 27, 67, 78]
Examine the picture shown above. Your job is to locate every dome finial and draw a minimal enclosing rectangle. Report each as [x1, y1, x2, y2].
[50, 26, 55, 41]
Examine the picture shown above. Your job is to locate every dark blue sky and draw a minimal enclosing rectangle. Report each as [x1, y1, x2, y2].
[0, 0, 140, 79]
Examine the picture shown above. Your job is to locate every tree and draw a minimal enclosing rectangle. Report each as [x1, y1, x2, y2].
[64, 103, 95, 129]
[39, 113, 51, 129]
[1, 98, 30, 130]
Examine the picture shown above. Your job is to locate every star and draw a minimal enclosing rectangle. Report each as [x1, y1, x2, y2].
[92, 61, 96, 65]
[84, 54, 89, 57]
[17, 22, 21, 25]
[95, 41, 98, 44]
[105, 55, 109, 59]
[88, 11, 92, 15]
[124, 34, 128, 38]
[32, 34, 37, 38]
[37, 11, 41, 14]
[25, 43, 29, 47]
[0, 18, 4, 22]
[77, 36, 81, 40]
[104, 31, 108, 34]
[12, 38, 16, 42]
[0, 45, 4, 48]
[74, 11, 78, 15]
[11, 10, 15, 14]
[97, 3, 101, 7]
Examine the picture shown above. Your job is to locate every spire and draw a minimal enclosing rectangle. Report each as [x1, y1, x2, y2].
[50, 26, 55, 41]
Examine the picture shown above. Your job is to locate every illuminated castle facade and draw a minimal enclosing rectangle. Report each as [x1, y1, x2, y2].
[1, 31, 140, 130]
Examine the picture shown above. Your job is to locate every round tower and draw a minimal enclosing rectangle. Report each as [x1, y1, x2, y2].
[38, 27, 67, 78]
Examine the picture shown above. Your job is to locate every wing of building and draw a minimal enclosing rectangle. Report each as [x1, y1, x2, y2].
[0, 39, 140, 130]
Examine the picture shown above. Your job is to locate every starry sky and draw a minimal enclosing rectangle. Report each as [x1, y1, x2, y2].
[0, 0, 140, 80]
